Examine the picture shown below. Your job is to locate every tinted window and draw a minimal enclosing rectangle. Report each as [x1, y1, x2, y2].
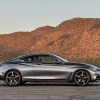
[20, 56, 35, 62]
[36, 55, 55, 64]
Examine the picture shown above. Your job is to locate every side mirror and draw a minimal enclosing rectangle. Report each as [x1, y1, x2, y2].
[54, 59, 61, 64]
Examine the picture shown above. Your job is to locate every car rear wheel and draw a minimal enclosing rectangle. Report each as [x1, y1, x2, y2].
[74, 70, 90, 86]
[5, 70, 22, 86]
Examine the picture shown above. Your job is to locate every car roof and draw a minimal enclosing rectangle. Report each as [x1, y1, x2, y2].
[10, 53, 55, 60]
[23, 53, 54, 56]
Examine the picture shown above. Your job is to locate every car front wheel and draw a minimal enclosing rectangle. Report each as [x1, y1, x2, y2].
[74, 70, 90, 86]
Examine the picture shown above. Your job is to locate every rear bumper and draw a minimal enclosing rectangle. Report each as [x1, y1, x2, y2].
[0, 75, 4, 80]
[0, 68, 5, 80]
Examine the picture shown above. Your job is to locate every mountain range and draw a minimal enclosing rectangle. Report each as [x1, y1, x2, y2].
[0, 18, 100, 62]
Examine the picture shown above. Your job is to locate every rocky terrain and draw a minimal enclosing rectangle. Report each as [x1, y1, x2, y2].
[0, 18, 100, 66]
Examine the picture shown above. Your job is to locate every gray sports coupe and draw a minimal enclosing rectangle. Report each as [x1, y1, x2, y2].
[0, 53, 100, 86]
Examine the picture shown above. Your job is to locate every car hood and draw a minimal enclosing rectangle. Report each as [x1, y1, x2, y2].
[66, 62, 100, 71]
[66, 62, 89, 66]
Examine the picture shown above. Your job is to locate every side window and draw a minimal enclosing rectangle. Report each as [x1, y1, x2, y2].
[36, 55, 55, 64]
[20, 56, 35, 63]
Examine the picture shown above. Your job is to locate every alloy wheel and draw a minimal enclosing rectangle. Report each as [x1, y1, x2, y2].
[74, 70, 90, 86]
[5, 70, 21, 86]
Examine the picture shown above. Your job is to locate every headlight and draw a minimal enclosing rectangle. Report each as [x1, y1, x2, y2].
[95, 68, 100, 71]
[89, 65, 100, 72]
[90, 67, 97, 72]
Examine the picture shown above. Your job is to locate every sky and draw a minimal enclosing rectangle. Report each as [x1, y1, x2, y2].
[0, 0, 100, 34]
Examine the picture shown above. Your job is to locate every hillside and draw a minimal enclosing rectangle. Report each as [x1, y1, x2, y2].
[0, 18, 100, 64]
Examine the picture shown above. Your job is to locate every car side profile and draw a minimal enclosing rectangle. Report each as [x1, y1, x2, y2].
[0, 53, 100, 86]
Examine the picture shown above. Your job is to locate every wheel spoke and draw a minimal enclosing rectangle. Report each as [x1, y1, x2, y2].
[14, 79, 18, 84]
[81, 71, 84, 77]
[77, 79, 81, 83]
[76, 75, 80, 78]
[9, 79, 13, 84]
[6, 77, 11, 79]
[15, 75, 19, 79]
[11, 72, 14, 76]
[82, 80, 85, 85]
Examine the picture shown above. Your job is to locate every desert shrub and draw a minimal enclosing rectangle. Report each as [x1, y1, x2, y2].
[92, 23, 100, 29]
[59, 34, 70, 39]
[47, 41, 54, 46]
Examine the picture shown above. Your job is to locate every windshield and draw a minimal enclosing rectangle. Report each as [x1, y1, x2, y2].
[53, 54, 69, 62]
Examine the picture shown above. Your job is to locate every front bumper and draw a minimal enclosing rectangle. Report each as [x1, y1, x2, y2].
[96, 71, 100, 80]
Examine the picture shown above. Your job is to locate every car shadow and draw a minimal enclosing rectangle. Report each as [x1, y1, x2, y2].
[0, 82, 100, 87]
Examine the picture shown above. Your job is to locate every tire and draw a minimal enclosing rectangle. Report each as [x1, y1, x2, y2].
[5, 70, 22, 86]
[74, 70, 90, 86]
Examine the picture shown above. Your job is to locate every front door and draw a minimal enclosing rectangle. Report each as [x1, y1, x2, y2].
[34, 55, 67, 80]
